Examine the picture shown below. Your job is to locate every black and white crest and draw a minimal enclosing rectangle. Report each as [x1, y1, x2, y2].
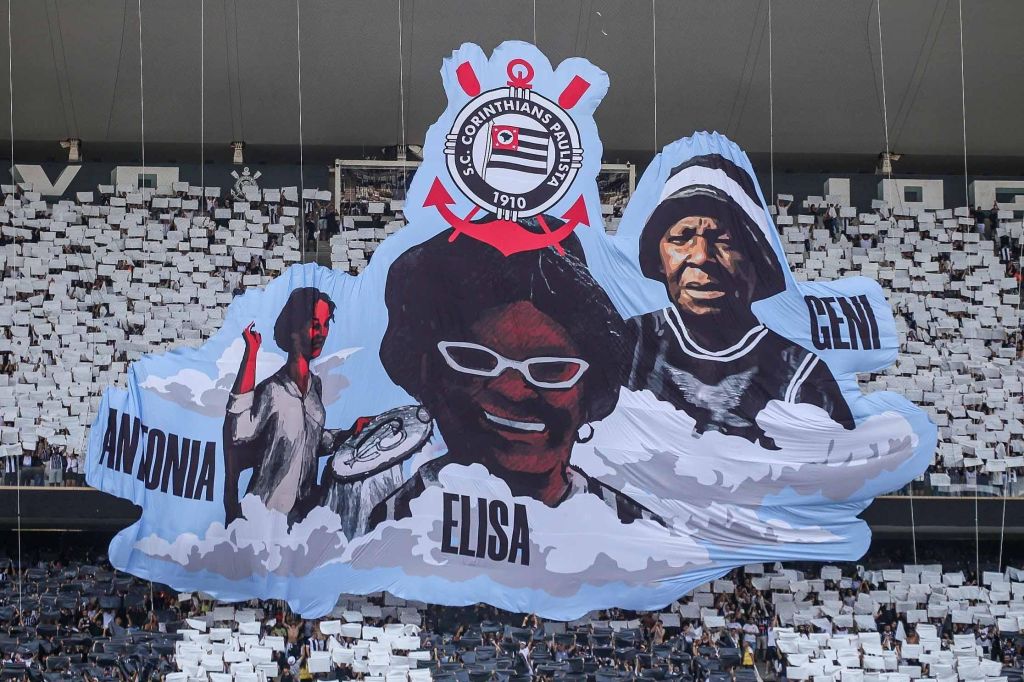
[444, 85, 583, 221]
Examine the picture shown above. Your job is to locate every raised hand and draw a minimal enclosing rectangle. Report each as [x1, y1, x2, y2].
[242, 321, 262, 353]
[232, 322, 261, 396]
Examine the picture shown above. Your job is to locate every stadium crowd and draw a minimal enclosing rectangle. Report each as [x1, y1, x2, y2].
[0, 170, 1022, 496]
[774, 196, 1023, 496]
[0, 539, 1022, 682]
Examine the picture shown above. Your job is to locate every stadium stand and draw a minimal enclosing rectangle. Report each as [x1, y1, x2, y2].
[776, 199, 1023, 497]
[0, 542, 1022, 682]
[0, 176, 1022, 498]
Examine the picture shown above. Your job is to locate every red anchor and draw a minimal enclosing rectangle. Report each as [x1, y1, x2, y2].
[424, 178, 590, 257]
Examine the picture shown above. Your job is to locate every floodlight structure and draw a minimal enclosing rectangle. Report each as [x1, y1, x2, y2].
[60, 138, 82, 163]
[876, 151, 901, 175]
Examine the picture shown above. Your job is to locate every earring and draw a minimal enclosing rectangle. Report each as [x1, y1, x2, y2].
[575, 423, 594, 443]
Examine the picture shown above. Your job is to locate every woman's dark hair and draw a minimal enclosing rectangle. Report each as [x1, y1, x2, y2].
[273, 287, 336, 352]
[380, 229, 629, 423]
[638, 180, 786, 303]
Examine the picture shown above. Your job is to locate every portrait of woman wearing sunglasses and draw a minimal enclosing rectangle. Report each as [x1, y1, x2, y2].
[368, 226, 665, 530]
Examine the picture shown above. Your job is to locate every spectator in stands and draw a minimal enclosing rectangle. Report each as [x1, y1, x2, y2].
[22, 448, 42, 486]
[213, 198, 230, 227]
[2, 453, 16, 485]
[826, 203, 839, 241]
[973, 206, 986, 235]
[324, 204, 340, 238]
[64, 451, 80, 486]
[45, 444, 64, 487]
[628, 154, 854, 447]
[304, 210, 318, 246]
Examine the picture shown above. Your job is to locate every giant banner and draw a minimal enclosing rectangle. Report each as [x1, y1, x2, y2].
[87, 42, 935, 619]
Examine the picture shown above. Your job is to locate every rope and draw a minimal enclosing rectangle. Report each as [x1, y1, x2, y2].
[398, 0, 407, 197]
[956, 0, 968, 208]
[137, 0, 145, 178]
[974, 493, 980, 577]
[42, 2, 72, 142]
[875, 0, 891, 176]
[766, 0, 774, 205]
[1005, 237, 1024, 571]
[651, 0, 657, 153]
[104, 3, 129, 141]
[998, 491, 1006, 570]
[875, 0, 897, 211]
[53, 2, 78, 139]
[136, 0, 156, 606]
[951, 0, 980, 580]
[200, 0, 205, 211]
[5, 0, 9, 177]
[872, 0, 913, 561]
[6, 0, 10, 179]
[296, 0, 305, 261]
[8, 0, 22, 620]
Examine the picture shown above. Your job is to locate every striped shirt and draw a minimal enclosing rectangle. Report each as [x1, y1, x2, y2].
[628, 307, 854, 447]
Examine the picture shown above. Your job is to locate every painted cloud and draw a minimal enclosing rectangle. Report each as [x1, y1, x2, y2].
[139, 340, 358, 416]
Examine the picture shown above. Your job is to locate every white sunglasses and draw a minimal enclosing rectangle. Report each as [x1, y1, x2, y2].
[437, 341, 589, 389]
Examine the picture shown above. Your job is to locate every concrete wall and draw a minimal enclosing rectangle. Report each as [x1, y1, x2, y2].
[878, 178, 946, 212]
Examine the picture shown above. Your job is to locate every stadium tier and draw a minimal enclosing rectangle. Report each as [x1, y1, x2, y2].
[2, 177, 1020, 497]
[0, 546, 1022, 681]
[1, 7, 1023, 680]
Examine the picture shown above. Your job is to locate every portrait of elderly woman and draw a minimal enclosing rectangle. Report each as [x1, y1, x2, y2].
[629, 154, 853, 447]
[222, 287, 367, 525]
[368, 228, 664, 529]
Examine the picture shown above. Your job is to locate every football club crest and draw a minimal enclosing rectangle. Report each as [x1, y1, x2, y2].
[444, 59, 583, 221]
[426, 54, 595, 257]
[230, 167, 262, 200]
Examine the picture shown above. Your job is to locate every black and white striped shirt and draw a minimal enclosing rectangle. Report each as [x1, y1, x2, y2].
[628, 307, 854, 448]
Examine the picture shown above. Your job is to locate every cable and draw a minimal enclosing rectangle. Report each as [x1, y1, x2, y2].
[723, 0, 765, 139]
[952, 0, 980, 580]
[200, 0, 205, 211]
[295, 0, 305, 261]
[872, 0, 913, 561]
[6, 0, 11, 175]
[104, 1, 129, 141]
[767, 0, 774, 205]
[998, 490, 1006, 570]
[876, 0, 891, 170]
[956, 0, 968, 208]
[888, 1, 945, 149]
[43, 1, 72, 141]
[9, 0, 22, 619]
[974, 493, 980, 577]
[137, 0, 156, 605]
[533, 0, 537, 45]
[651, 0, 657, 153]
[231, 0, 244, 137]
[875, 0, 897, 213]
[222, 0, 236, 141]
[398, 0, 407, 197]
[138, 0, 145, 177]
[53, 1, 79, 138]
